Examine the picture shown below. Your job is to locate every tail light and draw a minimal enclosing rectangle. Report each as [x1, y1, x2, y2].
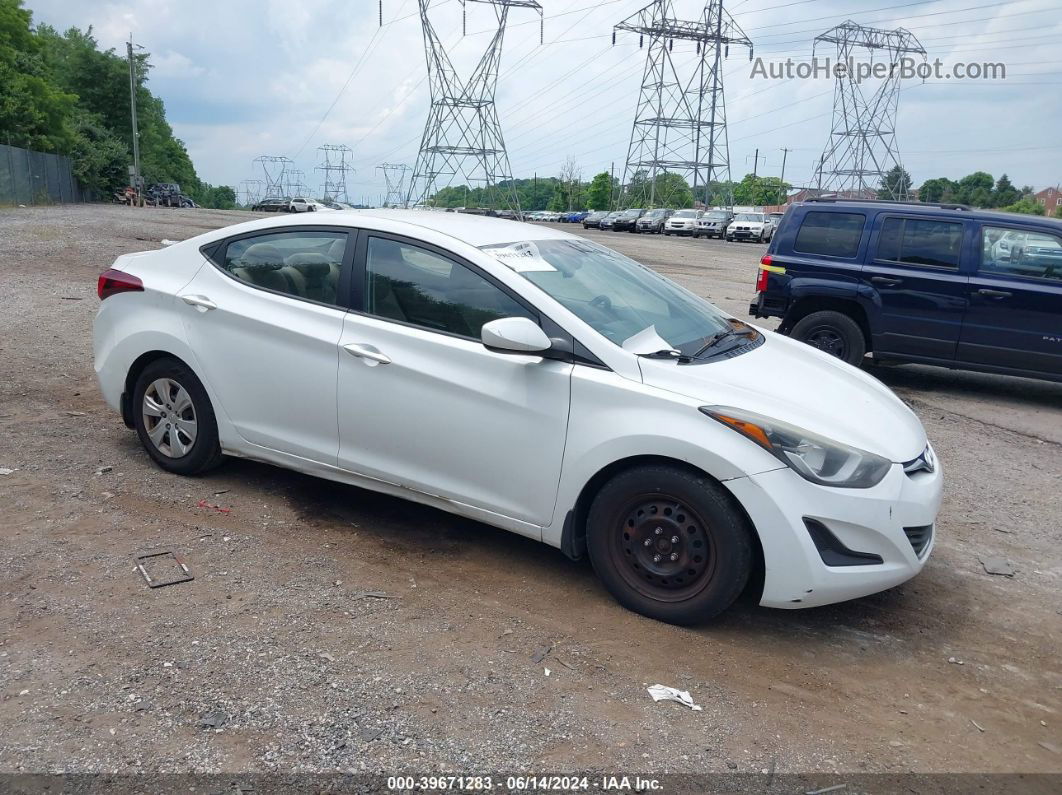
[98, 269, 144, 300]
[755, 255, 772, 292]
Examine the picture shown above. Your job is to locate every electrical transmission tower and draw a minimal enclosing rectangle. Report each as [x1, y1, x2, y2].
[403, 0, 542, 215]
[240, 179, 264, 207]
[813, 21, 925, 200]
[615, 0, 752, 209]
[254, 156, 292, 199]
[317, 144, 353, 203]
[377, 163, 413, 207]
[285, 169, 309, 198]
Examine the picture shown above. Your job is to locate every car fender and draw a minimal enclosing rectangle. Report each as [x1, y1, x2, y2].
[93, 307, 240, 450]
[544, 367, 785, 548]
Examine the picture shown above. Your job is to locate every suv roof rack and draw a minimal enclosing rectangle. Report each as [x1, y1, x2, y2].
[805, 196, 972, 211]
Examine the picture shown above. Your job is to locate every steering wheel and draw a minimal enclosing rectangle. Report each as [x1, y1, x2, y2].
[590, 294, 613, 312]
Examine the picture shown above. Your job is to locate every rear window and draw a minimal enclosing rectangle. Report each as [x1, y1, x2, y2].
[876, 217, 963, 269]
[793, 211, 865, 258]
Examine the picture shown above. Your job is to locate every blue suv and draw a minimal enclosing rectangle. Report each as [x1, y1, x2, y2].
[750, 199, 1062, 382]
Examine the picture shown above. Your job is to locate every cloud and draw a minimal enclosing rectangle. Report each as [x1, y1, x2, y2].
[23, 0, 1062, 198]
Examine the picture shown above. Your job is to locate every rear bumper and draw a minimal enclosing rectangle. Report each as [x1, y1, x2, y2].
[724, 456, 942, 609]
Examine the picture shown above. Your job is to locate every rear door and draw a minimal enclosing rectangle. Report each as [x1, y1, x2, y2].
[182, 227, 353, 462]
[861, 214, 971, 360]
[957, 223, 1062, 377]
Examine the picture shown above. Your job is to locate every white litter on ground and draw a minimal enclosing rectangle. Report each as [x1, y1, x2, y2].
[647, 684, 702, 711]
[160, 239, 180, 247]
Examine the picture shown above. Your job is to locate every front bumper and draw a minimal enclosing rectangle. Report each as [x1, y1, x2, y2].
[724, 456, 942, 609]
[730, 227, 764, 239]
[666, 223, 696, 235]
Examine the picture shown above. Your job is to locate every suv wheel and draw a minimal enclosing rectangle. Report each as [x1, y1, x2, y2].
[790, 310, 866, 367]
[586, 464, 753, 625]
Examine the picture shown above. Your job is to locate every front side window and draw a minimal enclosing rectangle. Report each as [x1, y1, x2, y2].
[365, 237, 533, 338]
[482, 239, 736, 359]
[793, 211, 865, 258]
[222, 230, 346, 304]
[876, 217, 963, 269]
[981, 225, 1062, 281]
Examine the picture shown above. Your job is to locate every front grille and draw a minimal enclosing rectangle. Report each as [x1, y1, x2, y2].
[904, 524, 933, 557]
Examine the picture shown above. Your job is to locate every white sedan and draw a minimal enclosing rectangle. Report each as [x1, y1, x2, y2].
[94, 211, 942, 624]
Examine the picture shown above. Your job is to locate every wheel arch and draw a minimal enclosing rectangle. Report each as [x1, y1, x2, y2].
[559, 454, 765, 598]
[781, 296, 872, 350]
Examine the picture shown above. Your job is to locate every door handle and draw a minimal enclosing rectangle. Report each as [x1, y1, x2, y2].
[342, 343, 391, 365]
[977, 288, 1012, 299]
[870, 276, 903, 287]
[180, 294, 217, 311]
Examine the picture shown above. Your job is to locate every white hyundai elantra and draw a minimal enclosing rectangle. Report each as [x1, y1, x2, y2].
[94, 210, 942, 624]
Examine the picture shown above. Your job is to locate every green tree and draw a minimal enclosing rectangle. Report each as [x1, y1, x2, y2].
[878, 165, 913, 199]
[731, 173, 791, 206]
[585, 171, 614, 210]
[992, 173, 1020, 208]
[954, 171, 994, 207]
[917, 177, 955, 204]
[1000, 198, 1045, 216]
[652, 172, 693, 208]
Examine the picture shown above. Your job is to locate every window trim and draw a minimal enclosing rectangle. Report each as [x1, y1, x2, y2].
[791, 210, 867, 260]
[201, 225, 357, 310]
[870, 214, 965, 271]
[350, 230, 544, 344]
[977, 222, 1062, 283]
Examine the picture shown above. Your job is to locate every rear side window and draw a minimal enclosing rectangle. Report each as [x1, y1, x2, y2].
[793, 211, 865, 258]
[876, 217, 963, 269]
[981, 225, 1062, 281]
[222, 231, 347, 305]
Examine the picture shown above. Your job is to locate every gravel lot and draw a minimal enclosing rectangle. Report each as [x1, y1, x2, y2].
[0, 205, 1059, 778]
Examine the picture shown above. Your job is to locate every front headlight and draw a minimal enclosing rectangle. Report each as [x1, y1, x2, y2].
[700, 406, 892, 488]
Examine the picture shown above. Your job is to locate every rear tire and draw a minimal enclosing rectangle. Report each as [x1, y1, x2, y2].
[790, 310, 867, 367]
[132, 357, 224, 475]
[586, 465, 753, 625]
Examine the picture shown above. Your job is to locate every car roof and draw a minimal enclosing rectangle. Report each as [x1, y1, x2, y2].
[792, 199, 1062, 228]
[203, 208, 581, 248]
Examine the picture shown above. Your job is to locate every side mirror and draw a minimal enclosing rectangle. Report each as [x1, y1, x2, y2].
[481, 317, 551, 355]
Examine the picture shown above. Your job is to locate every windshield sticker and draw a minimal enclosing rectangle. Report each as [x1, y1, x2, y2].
[488, 241, 557, 272]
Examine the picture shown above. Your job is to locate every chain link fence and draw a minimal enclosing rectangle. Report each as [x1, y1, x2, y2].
[0, 143, 86, 205]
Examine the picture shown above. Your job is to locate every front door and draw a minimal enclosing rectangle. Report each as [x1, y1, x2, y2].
[180, 227, 352, 462]
[336, 234, 572, 526]
[957, 223, 1062, 377]
[862, 214, 970, 360]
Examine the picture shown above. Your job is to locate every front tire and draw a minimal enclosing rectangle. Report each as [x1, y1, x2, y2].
[586, 465, 753, 625]
[133, 357, 224, 475]
[790, 310, 867, 367]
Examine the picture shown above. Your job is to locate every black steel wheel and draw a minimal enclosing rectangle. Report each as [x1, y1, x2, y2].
[587, 465, 753, 624]
[790, 309, 867, 367]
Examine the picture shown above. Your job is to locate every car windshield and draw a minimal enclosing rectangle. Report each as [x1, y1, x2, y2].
[706, 212, 729, 220]
[673, 210, 698, 218]
[622, 209, 643, 217]
[645, 210, 667, 218]
[735, 213, 764, 222]
[481, 239, 735, 358]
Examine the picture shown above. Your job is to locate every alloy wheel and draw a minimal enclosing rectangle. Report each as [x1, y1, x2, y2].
[142, 378, 197, 458]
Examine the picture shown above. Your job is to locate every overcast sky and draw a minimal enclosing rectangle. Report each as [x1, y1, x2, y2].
[26, 0, 1062, 203]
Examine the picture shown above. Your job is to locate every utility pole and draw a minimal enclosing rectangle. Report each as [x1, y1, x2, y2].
[126, 34, 142, 204]
[747, 148, 766, 177]
[778, 146, 791, 205]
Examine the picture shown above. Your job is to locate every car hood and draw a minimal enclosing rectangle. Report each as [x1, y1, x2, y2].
[637, 329, 926, 462]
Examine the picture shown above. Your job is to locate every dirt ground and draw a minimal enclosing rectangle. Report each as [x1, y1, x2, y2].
[0, 205, 1059, 779]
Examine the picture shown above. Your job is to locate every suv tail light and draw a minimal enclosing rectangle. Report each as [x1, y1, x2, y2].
[755, 255, 772, 292]
[98, 269, 144, 300]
